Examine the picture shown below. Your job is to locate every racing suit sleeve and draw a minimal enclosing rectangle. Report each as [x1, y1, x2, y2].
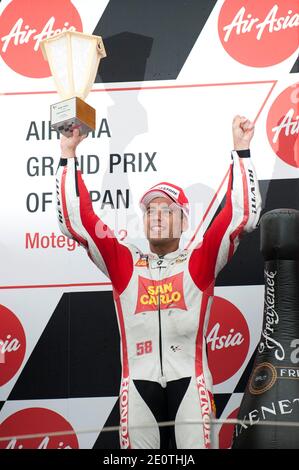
[189, 150, 261, 292]
[56, 157, 133, 294]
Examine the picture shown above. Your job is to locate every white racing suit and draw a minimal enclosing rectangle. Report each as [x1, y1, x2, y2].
[56, 149, 261, 449]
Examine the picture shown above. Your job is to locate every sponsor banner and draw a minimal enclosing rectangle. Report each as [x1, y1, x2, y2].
[212, 285, 264, 392]
[207, 296, 250, 386]
[1, 0, 298, 92]
[179, 0, 299, 82]
[0, 288, 69, 401]
[0, 397, 117, 449]
[0, 0, 83, 78]
[218, 0, 299, 68]
[0, 305, 26, 387]
[0, 407, 79, 449]
[248, 75, 299, 181]
[267, 81, 299, 168]
[217, 393, 243, 449]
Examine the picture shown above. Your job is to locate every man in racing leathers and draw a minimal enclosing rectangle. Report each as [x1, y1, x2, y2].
[56, 116, 261, 449]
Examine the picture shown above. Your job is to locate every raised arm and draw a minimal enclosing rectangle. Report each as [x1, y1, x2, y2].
[189, 116, 262, 291]
[56, 130, 133, 294]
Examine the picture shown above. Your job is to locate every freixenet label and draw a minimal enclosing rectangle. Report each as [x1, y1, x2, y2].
[267, 82, 299, 168]
[218, 0, 299, 67]
[0, 304, 26, 386]
[258, 270, 286, 360]
[0, 0, 82, 77]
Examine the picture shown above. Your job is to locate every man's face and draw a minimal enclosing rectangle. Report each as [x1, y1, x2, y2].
[143, 197, 185, 243]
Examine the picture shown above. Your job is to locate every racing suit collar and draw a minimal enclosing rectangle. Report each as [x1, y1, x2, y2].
[148, 247, 182, 260]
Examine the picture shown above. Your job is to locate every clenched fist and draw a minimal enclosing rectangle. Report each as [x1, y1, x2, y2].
[232, 115, 255, 151]
[60, 128, 88, 158]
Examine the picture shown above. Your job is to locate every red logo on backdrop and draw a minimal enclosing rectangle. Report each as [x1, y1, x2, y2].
[206, 296, 250, 385]
[0, 305, 26, 386]
[218, 0, 299, 67]
[135, 273, 187, 314]
[0, 0, 82, 78]
[0, 408, 79, 449]
[219, 408, 239, 449]
[267, 82, 299, 168]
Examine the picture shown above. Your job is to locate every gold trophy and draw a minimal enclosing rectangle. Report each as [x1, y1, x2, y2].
[40, 31, 106, 137]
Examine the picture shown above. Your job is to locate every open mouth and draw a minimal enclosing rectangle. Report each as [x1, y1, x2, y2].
[150, 225, 170, 238]
[150, 225, 165, 232]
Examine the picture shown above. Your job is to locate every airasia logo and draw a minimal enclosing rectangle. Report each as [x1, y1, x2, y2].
[206, 296, 250, 385]
[218, 0, 299, 67]
[0, 0, 82, 78]
[219, 408, 239, 449]
[0, 408, 79, 449]
[267, 82, 299, 168]
[0, 305, 26, 386]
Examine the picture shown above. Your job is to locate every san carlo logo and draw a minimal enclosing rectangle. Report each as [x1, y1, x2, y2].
[0, 304, 26, 386]
[266, 82, 299, 168]
[206, 296, 250, 385]
[218, 0, 299, 67]
[0, 0, 83, 78]
[0, 408, 79, 449]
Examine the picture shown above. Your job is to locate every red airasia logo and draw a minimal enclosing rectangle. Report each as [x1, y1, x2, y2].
[219, 408, 239, 449]
[267, 82, 299, 168]
[218, 0, 299, 67]
[0, 0, 83, 78]
[0, 305, 26, 386]
[0, 408, 79, 449]
[206, 296, 250, 385]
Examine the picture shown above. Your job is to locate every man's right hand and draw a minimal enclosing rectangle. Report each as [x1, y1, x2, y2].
[60, 128, 88, 158]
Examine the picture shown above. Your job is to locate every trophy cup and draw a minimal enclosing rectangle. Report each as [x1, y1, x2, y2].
[40, 31, 106, 137]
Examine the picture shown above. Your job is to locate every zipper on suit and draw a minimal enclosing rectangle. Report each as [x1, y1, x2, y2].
[158, 262, 167, 388]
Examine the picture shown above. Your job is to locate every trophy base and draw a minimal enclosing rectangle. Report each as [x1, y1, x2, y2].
[50, 97, 95, 137]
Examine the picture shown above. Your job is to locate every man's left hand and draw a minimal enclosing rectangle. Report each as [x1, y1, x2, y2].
[232, 115, 255, 150]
